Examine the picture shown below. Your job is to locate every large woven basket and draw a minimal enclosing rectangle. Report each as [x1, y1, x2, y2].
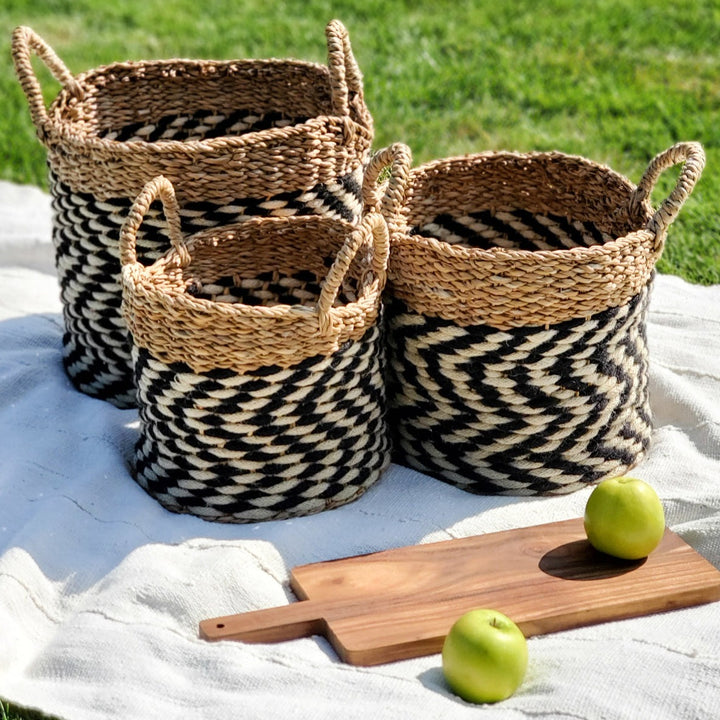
[12, 20, 373, 408]
[120, 176, 390, 523]
[366, 142, 705, 495]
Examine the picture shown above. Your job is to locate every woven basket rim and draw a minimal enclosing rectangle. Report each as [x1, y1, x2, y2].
[46, 113, 372, 153]
[43, 56, 372, 151]
[400, 149, 654, 260]
[385, 149, 659, 329]
[126, 215, 383, 320]
[121, 212, 387, 373]
[410, 148, 631, 175]
[405, 148, 640, 208]
[367, 141, 703, 329]
[71, 55, 330, 78]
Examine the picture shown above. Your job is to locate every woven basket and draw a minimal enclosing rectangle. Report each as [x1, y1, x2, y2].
[12, 20, 373, 408]
[119, 176, 390, 522]
[365, 142, 705, 495]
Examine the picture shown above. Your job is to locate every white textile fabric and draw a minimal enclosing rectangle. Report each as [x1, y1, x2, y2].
[0, 181, 719, 720]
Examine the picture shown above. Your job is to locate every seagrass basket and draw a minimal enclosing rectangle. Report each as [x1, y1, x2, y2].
[365, 142, 705, 495]
[119, 176, 390, 522]
[12, 20, 373, 408]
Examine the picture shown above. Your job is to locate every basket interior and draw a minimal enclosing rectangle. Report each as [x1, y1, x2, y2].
[171, 220, 372, 308]
[407, 154, 650, 252]
[57, 61, 334, 143]
[100, 107, 310, 143]
[410, 208, 616, 252]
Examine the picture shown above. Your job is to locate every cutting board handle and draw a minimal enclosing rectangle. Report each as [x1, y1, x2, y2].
[199, 600, 326, 644]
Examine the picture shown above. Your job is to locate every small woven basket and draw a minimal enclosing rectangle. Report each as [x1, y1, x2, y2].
[365, 142, 705, 495]
[12, 20, 373, 408]
[120, 176, 390, 522]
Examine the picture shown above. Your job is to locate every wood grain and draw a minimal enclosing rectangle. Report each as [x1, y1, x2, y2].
[199, 518, 720, 665]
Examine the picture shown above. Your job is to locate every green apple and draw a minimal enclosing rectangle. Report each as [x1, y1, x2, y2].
[584, 476, 665, 560]
[442, 608, 528, 704]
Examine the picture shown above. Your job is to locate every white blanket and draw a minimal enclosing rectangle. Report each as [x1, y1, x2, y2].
[1, 180, 719, 720]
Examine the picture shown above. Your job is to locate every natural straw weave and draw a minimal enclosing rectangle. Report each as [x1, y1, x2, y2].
[12, 20, 373, 408]
[120, 176, 391, 523]
[368, 142, 705, 495]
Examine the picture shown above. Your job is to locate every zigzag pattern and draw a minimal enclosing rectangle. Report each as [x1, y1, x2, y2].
[100, 108, 309, 143]
[49, 168, 364, 408]
[187, 267, 358, 307]
[411, 209, 613, 251]
[385, 287, 652, 495]
[131, 322, 389, 523]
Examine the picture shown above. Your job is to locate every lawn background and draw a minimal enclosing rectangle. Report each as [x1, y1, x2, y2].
[0, 0, 718, 717]
[2, 0, 719, 285]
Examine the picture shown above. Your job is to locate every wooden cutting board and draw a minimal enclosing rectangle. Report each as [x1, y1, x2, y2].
[199, 518, 720, 665]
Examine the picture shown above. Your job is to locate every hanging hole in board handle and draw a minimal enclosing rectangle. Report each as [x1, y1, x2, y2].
[11, 26, 84, 140]
[630, 141, 705, 250]
[119, 176, 190, 269]
[316, 213, 390, 335]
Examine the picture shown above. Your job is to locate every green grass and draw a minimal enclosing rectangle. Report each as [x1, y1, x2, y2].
[0, 700, 60, 720]
[0, 1, 717, 715]
[1, 0, 718, 284]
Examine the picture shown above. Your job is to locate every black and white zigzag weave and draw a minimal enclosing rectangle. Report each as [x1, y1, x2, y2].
[50, 156, 364, 408]
[411, 209, 613, 251]
[386, 286, 653, 495]
[99, 108, 308, 143]
[131, 322, 389, 523]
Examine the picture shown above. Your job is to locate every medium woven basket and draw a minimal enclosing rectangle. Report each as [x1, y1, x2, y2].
[365, 142, 705, 495]
[12, 20, 373, 408]
[120, 176, 391, 523]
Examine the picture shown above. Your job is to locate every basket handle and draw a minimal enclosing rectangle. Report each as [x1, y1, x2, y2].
[362, 143, 413, 225]
[317, 213, 389, 334]
[631, 141, 705, 244]
[119, 176, 189, 268]
[11, 26, 83, 140]
[326, 19, 365, 117]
